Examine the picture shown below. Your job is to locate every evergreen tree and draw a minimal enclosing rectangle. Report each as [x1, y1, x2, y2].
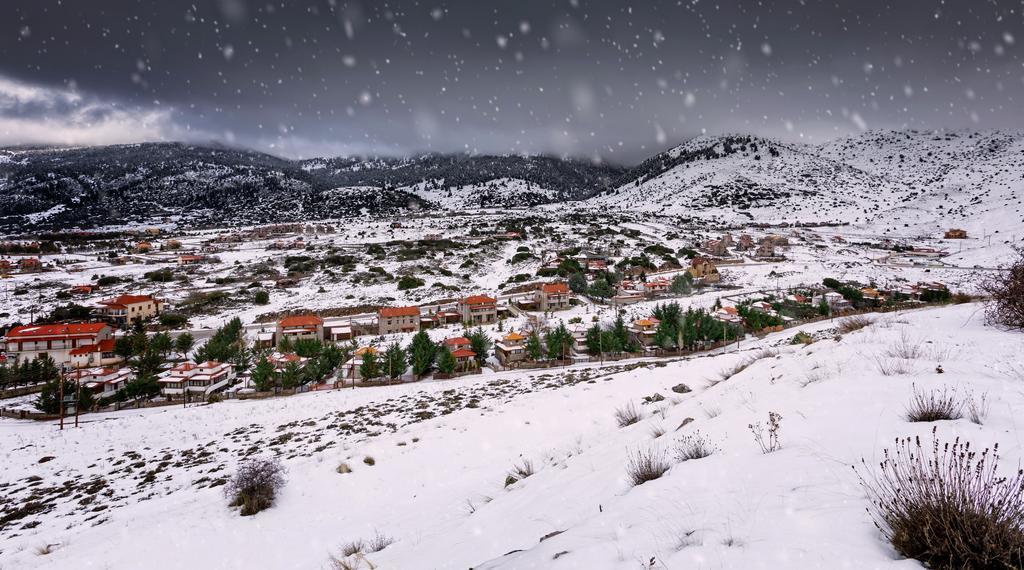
[584, 324, 603, 355]
[408, 331, 437, 377]
[251, 356, 276, 391]
[278, 335, 294, 354]
[467, 328, 492, 367]
[359, 350, 380, 380]
[435, 345, 456, 374]
[383, 342, 407, 380]
[568, 273, 588, 294]
[671, 272, 693, 295]
[281, 361, 302, 389]
[175, 332, 195, 355]
[150, 331, 172, 355]
[526, 330, 545, 361]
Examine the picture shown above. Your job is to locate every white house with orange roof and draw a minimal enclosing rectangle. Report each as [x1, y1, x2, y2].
[340, 346, 379, 380]
[378, 306, 421, 335]
[68, 338, 122, 369]
[495, 331, 527, 365]
[457, 295, 497, 325]
[95, 294, 164, 326]
[158, 361, 235, 397]
[2, 323, 113, 368]
[535, 283, 571, 311]
[277, 315, 324, 345]
[628, 317, 661, 347]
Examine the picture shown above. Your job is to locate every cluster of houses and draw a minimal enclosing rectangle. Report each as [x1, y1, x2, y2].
[0, 257, 45, 274]
[611, 257, 721, 305]
[701, 233, 786, 259]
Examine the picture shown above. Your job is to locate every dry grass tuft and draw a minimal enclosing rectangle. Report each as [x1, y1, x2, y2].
[626, 447, 671, 487]
[905, 384, 964, 422]
[838, 315, 874, 334]
[674, 431, 717, 462]
[614, 402, 642, 427]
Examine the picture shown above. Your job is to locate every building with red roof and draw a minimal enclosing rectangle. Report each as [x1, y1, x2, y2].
[96, 294, 164, 326]
[277, 314, 324, 345]
[378, 306, 421, 335]
[458, 295, 498, 325]
[535, 282, 571, 311]
[3, 322, 113, 368]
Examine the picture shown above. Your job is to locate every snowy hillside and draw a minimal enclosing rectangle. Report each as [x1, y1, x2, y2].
[587, 130, 1024, 237]
[3, 303, 1022, 569]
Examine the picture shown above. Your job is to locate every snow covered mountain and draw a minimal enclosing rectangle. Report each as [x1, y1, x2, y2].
[2, 130, 1021, 235]
[586, 130, 1024, 236]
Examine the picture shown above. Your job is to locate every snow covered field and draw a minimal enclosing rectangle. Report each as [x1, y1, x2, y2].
[2, 302, 1022, 569]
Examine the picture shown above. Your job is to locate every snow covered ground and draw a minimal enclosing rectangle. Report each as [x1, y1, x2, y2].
[2, 302, 1023, 569]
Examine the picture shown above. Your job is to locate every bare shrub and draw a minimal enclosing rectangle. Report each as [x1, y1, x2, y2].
[858, 427, 1024, 569]
[35, 544, 57, 556]
[875, 356, 915, 377]
[703, 405, 722, 419]
[362, 456, 375, 466]
[749, 411, 783, 453]
[626, 447, 671, 487]
[905, 384, 964, 422]
[838, 315, 874, 334]
[366, 531, 394, 552]
[980, 246, 1024, 329]
[674, 431, 717, 461]
[968, 392, 990, 425]
[336, 462, 352, 474]
[505, 459, 536, 487]
[885, 332, 924, 360]
[800, 367, 827, 387]
[226, 457, 286, 516]
[614, 402, 642, 427]
[649, 424, 666, 439]
[340, 540, 366, 557]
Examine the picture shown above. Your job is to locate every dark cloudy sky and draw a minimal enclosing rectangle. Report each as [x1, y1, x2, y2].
[1, 0, 1021, 162]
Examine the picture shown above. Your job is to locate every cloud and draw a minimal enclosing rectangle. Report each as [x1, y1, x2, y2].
[0, 75, 183, 147]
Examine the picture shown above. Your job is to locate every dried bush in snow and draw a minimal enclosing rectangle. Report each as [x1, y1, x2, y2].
[968, 392, 990, 425]
[626, 447, 671, 487]
[749, 411, 783, 454]
[614, 402, 642, 427]
[859, 428, 1024, 569]
[674, 431, 717, 462]
[226, 457, 286, 516]
[905, 385, 964, 422]
[838, 315, 874, 334]
[981, 246, 1024, 330]
[885, 332, 924, 360]
[505, 459, 536, 487]
[875, 356, 915, 377]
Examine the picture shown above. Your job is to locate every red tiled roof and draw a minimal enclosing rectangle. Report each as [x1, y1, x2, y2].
[451, 348, 477, 358]
[279, 315, 323, 327]
[462, 295, 496, 305]
[68, 339, 116, 355]
[99, 294, 158, 307]
[5, 323, 108, 339]
[444, 337, 470, 346]
[379, 306, 420, 318]
[541, 283, 569, 294]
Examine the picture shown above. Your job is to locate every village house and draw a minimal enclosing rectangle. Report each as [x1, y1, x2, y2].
[277, 315, 324, 345]
[378, 306, 421, 335]
[68, 367, 133, 396]
[755, 241, 776, 258]
[688, 257, 721, 284]
[70, 284, 98, 295]
[176, 254, 205, 266]
[158, 361, 235, 397]
[341, 346, 378, 380]
[812, 291, 853, 313]
[326, 324, 354, 342]
[642, 278, 671, 297]
[451, 348, 478, 370]
[443, 336, 472, 352]
[628, 317, 661, 348]
[269, 351, 308, 372]
[702, 239, 729, 257]
[2, 323, 114, 368]
[944, 228, 968, 239]
[712, 306, 743, 324]
[748, 301, 778, 316]
[68, 338, 121, 369]
[95, 294, 164, 327]
[495, 331, 527, 366]
[18, 257, 43, 273]
[0, 259, 12, 273]
[736, 234, 755, 251]
[422, 310, 461, 329]
[611, 292, 645, 306]
[535, 283, 571, 311]
[254, 330, 276, 350]
[135, 241, 153, 253]
[458, 295, 498, 325]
